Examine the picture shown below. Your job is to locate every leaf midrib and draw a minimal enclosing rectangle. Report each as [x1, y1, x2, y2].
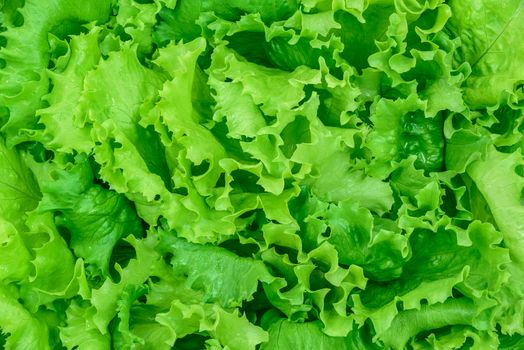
[470, 0, 524, 69]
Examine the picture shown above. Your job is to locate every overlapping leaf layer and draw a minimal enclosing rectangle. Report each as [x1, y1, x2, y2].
[1, 0, 523, 348]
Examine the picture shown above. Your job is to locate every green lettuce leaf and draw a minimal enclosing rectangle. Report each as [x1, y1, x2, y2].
[260, 319, 351, 350]
[0, 285, 52, 350]
[28, 155, 143, 275]
[447, 0, 524, 108]
[0, 137, 40, 228]
[1, 0, 523, 348]
[466, 145, 524, 334]
[354, 217, 510, 347]
[60, 300, 111, 350]
[37, 27, 102, 153]
[325, 200, 409, 281]
[207, 307, 269, 350]
[366, 94, 445, 173]
[379, 298, 478, 350]
[18, 212, 80, 311]
[159, 233, 274, 308]
[292, 128, 394, 214]
[467, 145, 524, 265]
[0, 0, 111, 144]
[0, 219, 32, 283]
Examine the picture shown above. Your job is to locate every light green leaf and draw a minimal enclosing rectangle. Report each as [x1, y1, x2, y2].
[0, 219, 31, 283]
[0, 0, 111, 144]
[30, 156, 143, 275]
[19, 212, 79, 311]
[447, 0, 524, 107]
[0, 137, 40, 228]
[293, 130, 394, 214]
[60, 300, 110, 350]
[260, 319, 352, 350]
[159, 234, 274, 308]
[379, 298, 477, 350]
[37, 27, 102, 153]
[207, 307, 268, 350]
[0, 285, 51, 350]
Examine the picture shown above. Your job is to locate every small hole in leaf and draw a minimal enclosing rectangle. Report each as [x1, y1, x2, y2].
[263, 114, 277, 126]
[239, 210, 256, 219]
[452, 288, 464, 299]
[191, 160, 210, 176]
[173, 334, 208, 349]
[163, 252, 173, 265]
[108, 239, 137, 282]
[291, 162, 302, 174]
[12, 11, 24, 27]
[231, 169, 264, 193]
[215, 173, 226, 187]
[109, 139, 122, 149]
[57, 225, 71, 245]
[515, 164, 524, 177]
[173, 187, 188, 196]
[241, 135, 254, 142]
[321, 226, 331, 238]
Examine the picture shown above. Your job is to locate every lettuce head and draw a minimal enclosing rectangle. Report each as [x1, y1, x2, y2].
[1, 0, 524, 348]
